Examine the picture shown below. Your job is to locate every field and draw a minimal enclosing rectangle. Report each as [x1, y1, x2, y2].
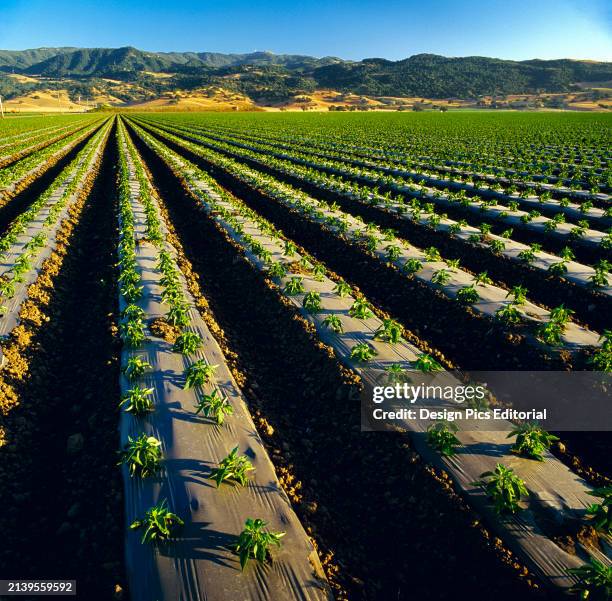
[0, 111, 610, 601]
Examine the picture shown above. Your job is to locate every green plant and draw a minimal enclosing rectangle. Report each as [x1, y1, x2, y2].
[471, 464, 527, 514]
[194, 389, 233, 425]
[349, 298, 374, 320]
[456, 285, 480, 305]
[120, 387, 154, 415]
[384, 363, 411, 383]
[495, 304, 522, 325]
[507, 285, 528, 306]
[284, 276, 305, 296]
[350, 342, 377, 362]
[173, 331, 202, 355]
[119, 433, 162, 478]
[431, 268, 452, 285]
[402, 258, 423, 275]
[209, 446, 254, 487]
[130, 499, 184, 544]
[507, 423, 558, 461]
[424, 246, 442, 262]
[122, 356, 152, 381]
[233, 518, 285, 570]
[473, 271, 493, 286]
[333, 279, 352, 297]
[184, 360, 218, 389]
[323, 314, 344, 333]
[302, 291, 322, 314]
[374, 318, 403, 344]
[120, 318, 147, 348]
[427, 421, 461, 456]
[268, 261, 288, 279]
[586, 486, 612, 534]
[567, 558, 611, 601]
[413, 353, 442, 373]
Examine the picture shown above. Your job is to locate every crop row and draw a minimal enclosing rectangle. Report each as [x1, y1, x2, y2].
[126, 116, 611, 596]
[115, 120, 331, 600]
[131, 118, 608, 370]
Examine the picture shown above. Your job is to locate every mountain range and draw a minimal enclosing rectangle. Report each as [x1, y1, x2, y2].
[1, 46, 611, 104]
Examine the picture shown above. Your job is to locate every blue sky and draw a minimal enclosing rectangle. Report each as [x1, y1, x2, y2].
[0, 0, 610, 61]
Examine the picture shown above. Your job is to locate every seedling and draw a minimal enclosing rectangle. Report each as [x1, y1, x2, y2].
[424, 246, 442, 262]
[384, 363, 411, 383]
[495, 304, 522, 325]
[506, 285, 528, 306]
[130, 499, 184, 544]
[413, 353, 442, 373]
[268, 261, 288, 279]
[456, 285, 480, 305]
[173, 331, 202, 355]
[333, 279, 352, 297]
[507, 423, 558, 461]
[284, 276, 305, 296]
[209, 446, 254, 487]
[302, 291, 322, 314]
[195, 389, 234, 425]
[349, 298, 374, 320]
[567, 558, 611, 601]
[119, 433, 162, 478]
[323, 314, 344, 334]
[402, 258, 423, 275]
[166, 303, 190, 327]
[122, 304, 145, 321]
[122, 356, 152, 381]
[374, 318, 403, 344]
[473, 271, 493, 286]
[234, 518, 285, 570]
[431, 268, 451, 285]
[312, 263, 326, 281]
[385, 244, 402, 262]
[184, 360, 218, 389]
[427, 421, 461, 456]
[120, 387, 154, 415]
[586, 486, 612, 534]
[471, 464, 527, 514]
[350, 342, 377, 362]
[120, 318, 147, 347]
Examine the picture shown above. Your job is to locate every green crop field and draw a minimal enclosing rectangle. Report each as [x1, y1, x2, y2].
[0, 111, 610, 601]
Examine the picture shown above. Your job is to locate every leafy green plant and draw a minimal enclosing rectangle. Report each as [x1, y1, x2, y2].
[120, 318, 147, 347]
[507, 423, 558, 461]
[209, 446, 254, 487]
[323, 314, 344, 333]
[427, 421, 461, 456]
[284, 276, 305, 296]
[371, 318, 401, 344]
[431, 268, 452, 285]
[194, 389, 233, 425]
[402, 258, 423, 275]
[456, 285, 480, 305]
[413, 353, 442, 373]
[120, 386, 154, 415]
[586, 486, 612, 534]
[122, 356, 152, 381]
[184, 360, 218, 389]
[119, 433, 162, 478]
[268, 261, 288, 279]
[130, 499, 184, 544]
[173, 331, 202, 355]
[350, 342, 377, 362]
[495, 304, 522, 325]
[567, 558, 611, 601]
[473, 271, 493, 286]
[506, 285, 528, 306]
[302, 291, 322, 314]
[234, 518, 285, 570]
[384, 363, 412, 383]
[349, 298, 374, 320]
[471, 464, 527, 514]
[333, 279, 352, 297]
